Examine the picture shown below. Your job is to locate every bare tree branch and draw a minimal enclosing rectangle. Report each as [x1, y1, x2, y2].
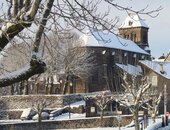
[0, 0, 54, 87]
[0, 61, 46, 87]
[12, 0, 18, 17]
[0, 0, 162, 88]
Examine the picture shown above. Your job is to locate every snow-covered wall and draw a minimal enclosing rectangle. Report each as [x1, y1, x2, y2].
[0, 94, 83, 110]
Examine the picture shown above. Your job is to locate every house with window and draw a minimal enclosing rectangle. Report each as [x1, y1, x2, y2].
[119, 13, 149, 52]
[139, 59, 170, 114]
[72, 13, 151, 93]
[23, 13, 151, 95]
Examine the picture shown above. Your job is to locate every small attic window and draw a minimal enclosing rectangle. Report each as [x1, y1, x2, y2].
[129, 21, 133, 26]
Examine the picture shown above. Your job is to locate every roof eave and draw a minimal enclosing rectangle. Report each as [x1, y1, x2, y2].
[139, 60, 170, 80]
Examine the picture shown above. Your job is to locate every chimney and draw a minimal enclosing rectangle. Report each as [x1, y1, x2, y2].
[160, 63, 165, 74]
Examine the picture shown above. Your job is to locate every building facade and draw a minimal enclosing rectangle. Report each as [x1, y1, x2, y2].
[74, 13, 151, 93]
[139, 60, 170, 114]
[119, 13, 149, 51]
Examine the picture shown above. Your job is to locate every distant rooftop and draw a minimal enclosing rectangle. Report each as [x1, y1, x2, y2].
[158, 54, 166, 60]
[119, 13, 149, 29]
[140, 60, 170, 79]
[116, 63, 142, 76]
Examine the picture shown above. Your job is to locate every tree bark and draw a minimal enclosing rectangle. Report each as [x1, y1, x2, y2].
[0, 0, 43, 51]
[11, 84, 14, 95]
[100, 109, 104, 127]
[152, 114, 156, 123]
[24, 80, 29, 95]
[12, 0, 18, 17]
[0, 22, 31, 51]
[32, 0, 54, 53]
[62, 75, 69, 94]
[133, 106, 139, 130]
[0, 0, 54, 88]
[37, 112, 42, 130]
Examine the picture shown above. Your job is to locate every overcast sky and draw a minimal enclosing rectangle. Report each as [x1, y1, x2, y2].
[114, 0, 170, 58]
[0, 0, 169, 58]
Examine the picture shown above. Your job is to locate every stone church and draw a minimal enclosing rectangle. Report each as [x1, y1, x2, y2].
[72, 13, 151, 93]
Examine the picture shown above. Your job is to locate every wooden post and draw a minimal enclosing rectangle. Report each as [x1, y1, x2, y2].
[164, 84, 167, 123]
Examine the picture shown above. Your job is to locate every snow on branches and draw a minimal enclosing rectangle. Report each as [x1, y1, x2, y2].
[120, 72, 162, 130]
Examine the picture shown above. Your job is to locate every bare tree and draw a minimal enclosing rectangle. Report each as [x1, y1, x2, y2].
[146, 91, 162, 123]
[119, 72, 162, 130]
[0, 0, 162, 87]
[85, 90, 113, 127]
[32, 99, 48, 130]
[0, 30, 95, 94]
[0, 0, 54, 87]
[42, 30, 95, 94]
[0, 42, 31, 95]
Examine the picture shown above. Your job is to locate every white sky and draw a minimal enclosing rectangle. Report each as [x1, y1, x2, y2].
[112, 0, 170, 58]
[0, 0, 169, 58]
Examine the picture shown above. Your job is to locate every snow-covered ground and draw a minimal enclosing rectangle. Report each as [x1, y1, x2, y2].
[1, 113, 170, 130]
[54, 118, 170, 130]
[53, 100, 170, 130]
[54, 113, 86, 120]
[1, 100, 170, 130]
[53, 111, 170, 130]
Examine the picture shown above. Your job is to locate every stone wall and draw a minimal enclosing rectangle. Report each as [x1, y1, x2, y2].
[0, 110, 23, 120]
[1, 115, 132, 130]
[0, 94, 84, 119]
[0, 94, 83, 110]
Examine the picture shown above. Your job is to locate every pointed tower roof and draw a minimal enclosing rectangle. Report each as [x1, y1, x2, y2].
[119, 13, 149, 29]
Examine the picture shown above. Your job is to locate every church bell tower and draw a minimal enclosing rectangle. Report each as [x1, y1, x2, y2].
[119, 13, 150, 53]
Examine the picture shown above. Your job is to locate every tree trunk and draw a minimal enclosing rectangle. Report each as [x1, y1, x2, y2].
[11, 84, 14, 95]
[45, 78, 48, 94]
[19, 81, 23, 95]
[24, 80, 29, 95]
[62, 76, 69, 94]
[37, 112, 42, 130]
[49, 76, 53, 94]
[152, 114, 156, 123]
[133, 108, 139, 130]
[12, 0, 18, 17]
[100, 109, 104, 127]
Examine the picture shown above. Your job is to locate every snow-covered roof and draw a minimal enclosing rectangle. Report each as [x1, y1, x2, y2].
[80, 31, 149, 55]
[116, 63, 142, 75]
[140, 60, 170, 79]
[119, 13, 149, 29]
[70, 100, 85, 108]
